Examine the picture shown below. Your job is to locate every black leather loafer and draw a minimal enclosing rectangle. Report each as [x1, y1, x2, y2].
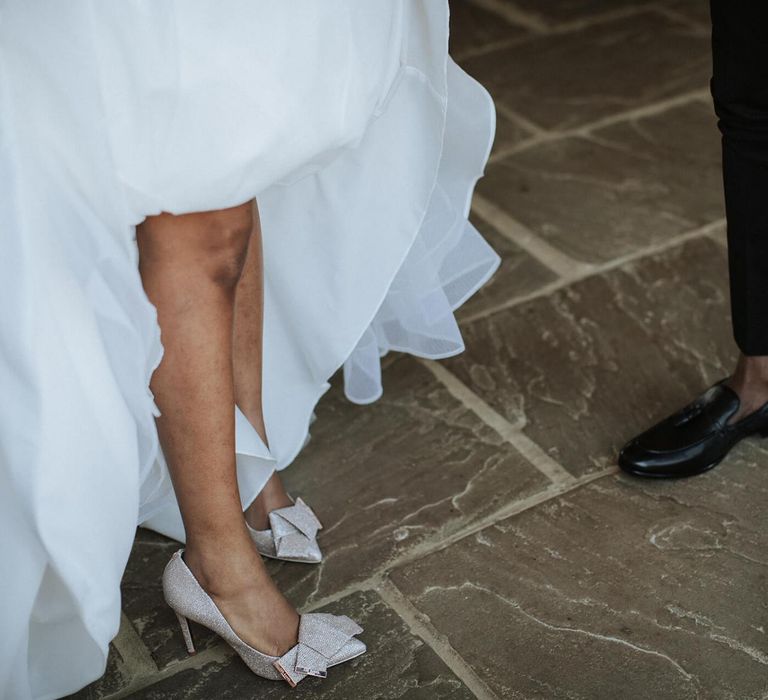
[618, 382, 768, 478]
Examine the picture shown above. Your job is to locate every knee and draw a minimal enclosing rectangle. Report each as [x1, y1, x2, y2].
[137, 202, 254, 290]
[200, 206, 253, 290]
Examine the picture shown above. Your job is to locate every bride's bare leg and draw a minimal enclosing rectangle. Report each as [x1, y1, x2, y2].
[232, 204, 292, 530]
[137, 202, 298, 656]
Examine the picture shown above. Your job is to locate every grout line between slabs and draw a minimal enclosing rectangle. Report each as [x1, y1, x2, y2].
[495, 103, 547, 138]
[421, 358, 574, 486]
[454, 36, 533, 63]
[455, 3, 707, 92]
[470, 0, 548, 34]
[302, 468, 617, 615]
[544, 6, 662, 35]
[708, 227, 727, 249]
[302, 576, 385, 615]
[463, 217, 726, 325]
[566, 88, 712, 136]
[377, 579, 500, 700]
[489, 88, 711, 163]
[472, 194, 588, 279]
[386, 468, 616, 574]
[470, 0, 652, 36]
[114, 613, 159, 679]
[108, 646, 231, 700]
[651, 4, 709, 32]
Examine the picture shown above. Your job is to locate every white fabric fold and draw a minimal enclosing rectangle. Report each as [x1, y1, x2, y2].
[0, 1, 498, 697]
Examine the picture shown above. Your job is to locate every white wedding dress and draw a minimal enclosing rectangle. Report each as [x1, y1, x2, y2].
[0, 1, 498, 698]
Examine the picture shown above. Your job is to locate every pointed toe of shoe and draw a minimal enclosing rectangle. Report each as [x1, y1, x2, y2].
[274, 537, 324, 564]
[330, 638, 367, 666]
[303, 540, 323, 564]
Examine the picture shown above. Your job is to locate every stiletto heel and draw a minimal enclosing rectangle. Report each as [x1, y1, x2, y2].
[162, 550, 365, 685]
[175, 611, 197, 655]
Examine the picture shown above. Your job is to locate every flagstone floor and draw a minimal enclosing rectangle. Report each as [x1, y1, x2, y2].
[70, 2, 768, 698]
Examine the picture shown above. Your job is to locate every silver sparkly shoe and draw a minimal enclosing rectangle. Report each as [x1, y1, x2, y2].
[162, 550, 365, 686]
[247, 497, 323, 564]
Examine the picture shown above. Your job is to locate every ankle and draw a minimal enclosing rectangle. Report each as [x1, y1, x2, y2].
[729, 360, 768, 399]
[244, 474, 293, 530]
[183, 540, 264, 598]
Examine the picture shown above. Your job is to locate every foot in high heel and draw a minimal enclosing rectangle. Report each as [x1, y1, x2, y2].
[162, 550, 365, 685]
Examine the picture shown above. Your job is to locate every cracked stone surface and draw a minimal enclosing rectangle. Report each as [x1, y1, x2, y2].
[66, 645, 139, 700]
[390, 447, 768, 699]
[496, 0, 641, 26]
[709, 221, 727, 247]
[126, 591, 475, 699]
[462, 11, 710, 131]
[267, 357, 550, 609]
[445, 238, 735, 477]
[458, 215, 558, 320]
[449, 0, 528, 58]
[478, 100, 724, 263]
[662, 0, 711, 26]
[491, 111, 537, 155]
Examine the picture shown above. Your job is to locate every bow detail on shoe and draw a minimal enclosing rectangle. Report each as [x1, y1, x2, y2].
[273, 613, 364, 686]
[269, 497, 323, 561]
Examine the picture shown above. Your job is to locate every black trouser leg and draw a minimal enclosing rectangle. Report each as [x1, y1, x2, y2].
[710, 1, 768, 354]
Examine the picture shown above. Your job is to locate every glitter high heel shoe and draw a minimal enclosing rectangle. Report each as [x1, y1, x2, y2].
[162, 550, 365, 686]
[247, 497, 323, 564]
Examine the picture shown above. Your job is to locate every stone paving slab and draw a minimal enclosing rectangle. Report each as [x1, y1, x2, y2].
[709, 221, 727, 247]
[492, 0, 641, 26]
[445, 237, 735, 478]
[491, 112, 536, 155]
[661, 0, 710, 27]
[390, 443, 768, 699]
[458, 215, 558, 320]
[66, 642, 140, 700]
[461, 11, 710, 131]
[268, 356, 550, 609]
[478, 100, 724, 264]
[125, 591, 475, 699]
[449, 0, 528, 58]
